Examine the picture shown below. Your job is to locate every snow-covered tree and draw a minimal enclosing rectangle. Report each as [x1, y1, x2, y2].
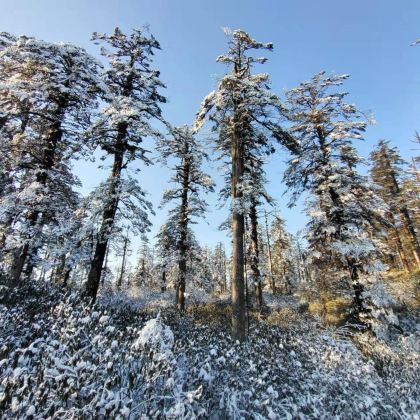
[284, 72, 388, 325]
[155, 221, 178, 291]
[0, 33, 102, 286]
[84, 27, 166, 300]
[370, 139, 420, 270]
[195, 28, 294, 340]
[212, 242, 228, 293]
[269, 215, 293, 294]
[158, 125, 214, 310]
[133, 238, 155, 288]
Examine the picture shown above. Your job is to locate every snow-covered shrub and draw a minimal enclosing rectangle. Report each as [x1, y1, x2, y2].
[169, 311, 418, 419]
[361, 278, 399, 340]
[0, 295, 141, 417]
[1, 283, 418, 419]
[0, 284, 201, 418]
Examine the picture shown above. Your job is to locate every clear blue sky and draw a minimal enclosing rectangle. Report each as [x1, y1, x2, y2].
[1, 0, 419, 258]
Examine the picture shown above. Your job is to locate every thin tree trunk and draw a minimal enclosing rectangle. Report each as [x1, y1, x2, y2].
[101, 243, 110, 286]
[249, 200, 262, 311]
[9, 242, 30, 286]
[63, 267, 72, 286]
[347, 258, 369, 327]
[117, 233, 128, 289]
[175, 278, 180, 305]
[386, 158, 420, 267]
[177, 148, 191, 312]
[264, 210, 275, 294]
[55, 253, 66, 283]
[161, 270, 166, 292]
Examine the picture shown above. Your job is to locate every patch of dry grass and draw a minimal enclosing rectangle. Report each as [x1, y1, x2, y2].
[384, 269, 420, 309]
[186, 302, 232, 328]
[307, 294, 352, 325]
[265, 307, 299, 328]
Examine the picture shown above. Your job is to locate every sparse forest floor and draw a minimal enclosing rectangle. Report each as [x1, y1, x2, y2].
[0, 276, 419, 419]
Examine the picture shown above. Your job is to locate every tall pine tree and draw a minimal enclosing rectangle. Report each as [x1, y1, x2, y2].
[284, 72, 387, 325]
[195, 29, 293, 340]
[0, 33, 102, 285]
[158, 125, 214, 311]
[84, 27, 166, 300]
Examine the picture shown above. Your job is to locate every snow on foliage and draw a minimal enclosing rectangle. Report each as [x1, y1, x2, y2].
[283, 71, 391, 326]
[0, 283, 418, 419]
[133, 314, 174, 352]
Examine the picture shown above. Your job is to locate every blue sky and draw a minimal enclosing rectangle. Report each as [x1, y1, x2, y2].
[1, 0, 420, 259]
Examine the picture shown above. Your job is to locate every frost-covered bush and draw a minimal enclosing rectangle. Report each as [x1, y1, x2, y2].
[0, 297, 138, 417]
[361, 279, 400, 339]
[0, 285, 201, 418]
[0, 283, 418, 419]
[170, 318, 418, 419]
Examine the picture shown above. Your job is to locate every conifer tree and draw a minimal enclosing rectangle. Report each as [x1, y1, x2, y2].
[195, 29, 293, 340]
[133, 238, 154, 288]
[84, 27, 166, 301]
[284, 72, 387, 325]
[155, 222, 178, 290]
[270, 215, 292, 294]
[0, 33, 102, 285]
[370, 140, 420, 269]
[212, 242, 228, 293]
[158, 126, 214, 311]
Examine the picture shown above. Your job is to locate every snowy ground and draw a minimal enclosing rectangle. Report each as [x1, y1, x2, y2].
[0, 283, 419, 419]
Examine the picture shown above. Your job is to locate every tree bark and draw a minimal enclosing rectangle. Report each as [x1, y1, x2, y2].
[101, 243, 110, 286]
[347, 258, 369, 327]
[177, 147, 191, 312]
[62, 267, 72, 286]
[54, 253, 66, 283]
[264, 210, 275, 294]
[161, 270, 166, 292]
[117, 233, 128, 289]
[84, 122, 126, 301]
[249, 200, 262, 311]
[8, 242, 30, 287]
[231, 124, 246, 341]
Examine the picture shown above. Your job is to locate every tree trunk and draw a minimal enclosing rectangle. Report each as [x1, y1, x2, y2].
[117, 234, 128, 289]
[101, 243, 110, 286]
[347, 258, 369, 327]
[8, 242, 30, 287]
[249, 200, 262, 311]
[54, 253, 66, 283]
[177, 149, 191, 312]
[175, 279, 180, 305]
[63, 267, 72, 286]
[161, 270, 166, 292]
[231, 126, 246, 341]
[387, 162, 420, 268]
[264, 210, 275, 294]
[84, 123, 126, 301]
[326, 177, 369, 321]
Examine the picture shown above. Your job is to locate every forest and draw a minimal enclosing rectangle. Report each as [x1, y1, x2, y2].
[0, 24, 419, 419]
